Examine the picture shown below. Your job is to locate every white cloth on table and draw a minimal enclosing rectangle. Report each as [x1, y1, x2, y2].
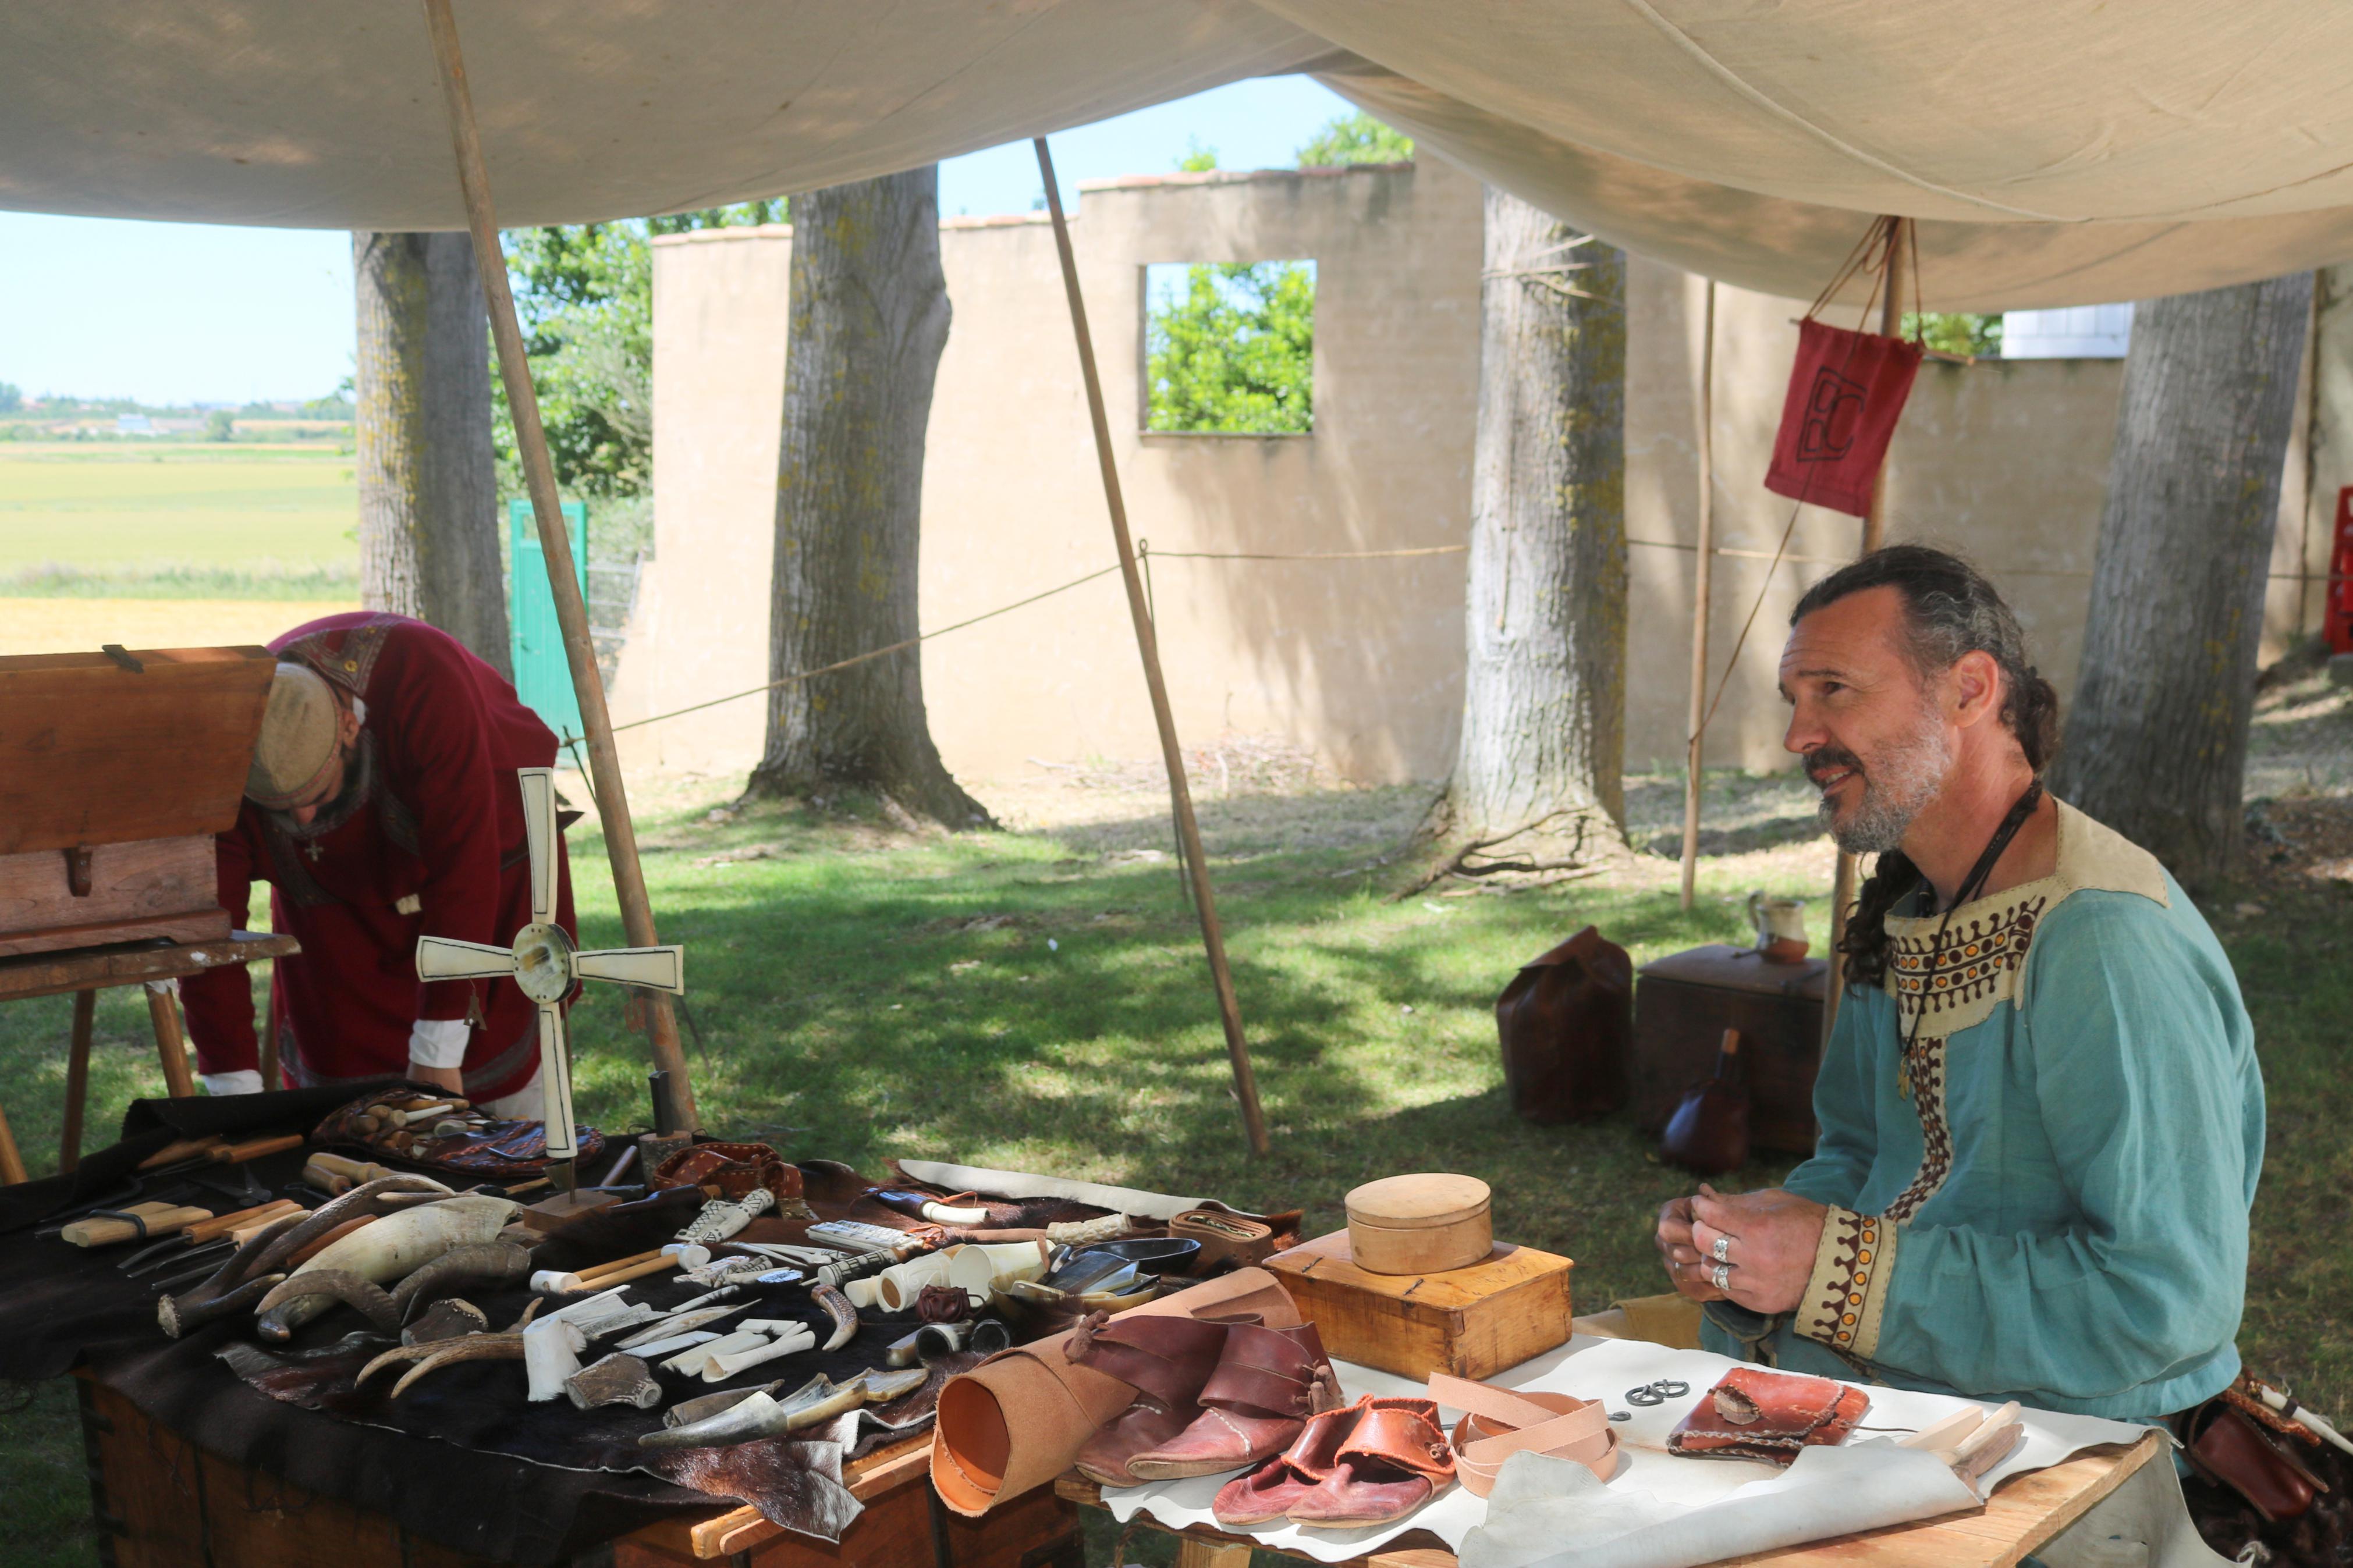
[1099, 1335, 2160, 1566]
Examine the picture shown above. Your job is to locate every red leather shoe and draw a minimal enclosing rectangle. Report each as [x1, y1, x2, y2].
[1212, 1396, 1365, 1525]
[1065, 1312, 1246, 1487]
[1124, 1321, 1339, 1481]
[1286, 1396, 1456, 1529]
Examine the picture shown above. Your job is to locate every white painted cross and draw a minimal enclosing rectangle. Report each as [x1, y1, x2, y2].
[411, 767, 684, 1161]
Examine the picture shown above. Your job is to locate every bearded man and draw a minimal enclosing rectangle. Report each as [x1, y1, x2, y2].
[180, 611, 574, 1112]
[1655, 546, 2263, 1423]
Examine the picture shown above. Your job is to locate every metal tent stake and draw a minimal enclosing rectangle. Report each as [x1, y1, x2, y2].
[1032, 137, 1270, 1156]
[420, 0, 699, 1135]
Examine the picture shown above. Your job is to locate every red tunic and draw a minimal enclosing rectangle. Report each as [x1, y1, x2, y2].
[182, 612, 575, 1100]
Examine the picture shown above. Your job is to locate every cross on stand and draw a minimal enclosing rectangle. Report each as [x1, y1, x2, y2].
[413, 767, 685, 1189]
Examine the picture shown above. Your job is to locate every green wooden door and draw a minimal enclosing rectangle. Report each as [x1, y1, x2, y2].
[509, 498, 588, 744]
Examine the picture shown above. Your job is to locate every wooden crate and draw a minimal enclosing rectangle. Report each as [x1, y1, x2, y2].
[1632, 944, 1829, 1154]
[1265, 1229, 1572, 1382]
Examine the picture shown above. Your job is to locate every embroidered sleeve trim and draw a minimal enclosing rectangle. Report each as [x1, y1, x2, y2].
[1794, 1206, 1897, 1362]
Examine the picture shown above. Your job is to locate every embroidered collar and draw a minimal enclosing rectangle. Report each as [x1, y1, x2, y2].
[1882, 801, 2167, 1032]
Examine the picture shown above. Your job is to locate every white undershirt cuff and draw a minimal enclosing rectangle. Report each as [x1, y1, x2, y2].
[201, 1069, 264, 1096]
[407, 1017, 473, 1069]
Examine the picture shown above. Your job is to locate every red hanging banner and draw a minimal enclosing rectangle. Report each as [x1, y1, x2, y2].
[1763, 317, 1923, 518]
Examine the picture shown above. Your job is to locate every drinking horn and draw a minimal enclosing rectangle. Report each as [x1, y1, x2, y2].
[158, 1174, 449, 1339]
[256, 1195, 518, 1343]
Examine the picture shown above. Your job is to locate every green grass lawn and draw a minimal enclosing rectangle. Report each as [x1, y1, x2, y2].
[0, 446, 359, 595]
[2, 765, 2345, 1567]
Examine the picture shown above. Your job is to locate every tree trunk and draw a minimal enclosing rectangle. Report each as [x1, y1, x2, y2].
[353, 231, 509, 675]
[2053, 272, 2313, 887]
[746, 167, 986, 826]
[1442, 187, 1628, 844]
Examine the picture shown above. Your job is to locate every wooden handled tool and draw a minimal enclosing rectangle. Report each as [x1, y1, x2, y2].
[211, 1133, 305, 1164]
[62, 1201, 213, 1248]
[137, 1135, 226, 1171]
[580, 1254, 680, 1289]
[186, 1199, 302, 1244]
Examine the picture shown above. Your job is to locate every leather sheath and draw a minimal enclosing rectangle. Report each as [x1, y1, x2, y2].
[930, 1267, 1303, 1516]
[651, 1142, 801, 1207]
[1430, 1373, 1619, 1494]
[1666, 1366, 1868, 1464]
[2182, 1402, 2326, 1523]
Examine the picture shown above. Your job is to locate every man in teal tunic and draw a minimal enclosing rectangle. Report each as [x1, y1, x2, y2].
[1656, 545, 2264, 1423]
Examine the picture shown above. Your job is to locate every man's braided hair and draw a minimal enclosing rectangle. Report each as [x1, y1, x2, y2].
[1792, 545, 2060, 989]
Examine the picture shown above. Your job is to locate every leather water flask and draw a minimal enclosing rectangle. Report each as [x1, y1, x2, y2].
[1660, 1029, 1751, 1175]
[1494, 926, 1632, 1123]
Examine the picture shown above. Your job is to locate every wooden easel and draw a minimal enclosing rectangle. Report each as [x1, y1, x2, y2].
[0, 931, 299, 1183]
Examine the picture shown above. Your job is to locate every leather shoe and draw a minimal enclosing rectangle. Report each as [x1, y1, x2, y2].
[1124, 1321, 1339, 1481]
[1211, 1398, 1362, 1525]
[1285, 1396, 1455, 1529]
[1064, 1311, 1244, 1487]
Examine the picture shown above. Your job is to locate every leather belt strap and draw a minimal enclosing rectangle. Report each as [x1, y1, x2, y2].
[1430, 1373, 1619, 1495]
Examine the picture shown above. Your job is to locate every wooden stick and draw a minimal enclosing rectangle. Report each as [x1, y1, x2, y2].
[417, 0, 698, 1137]
[61, 989, 95, 1172]
[64, 1202, 212, 1249]
[1032, 136, 1269, 1156]
[573, 1247, 664, 1285]
[0, 1099, 26, 1187]
[146, 981, 196, 1099]
[579, 1253, 679, 1290]
[1822, 218, 1910, 1053]
[1679, 280, 1718, 911]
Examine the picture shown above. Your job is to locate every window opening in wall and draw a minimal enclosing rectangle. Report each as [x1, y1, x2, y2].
[1142, 260, 1315, 435]
[1999, 303, 2133, 360]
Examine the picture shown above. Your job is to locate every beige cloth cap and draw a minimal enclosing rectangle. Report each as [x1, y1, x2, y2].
[246, 661, 342, 808]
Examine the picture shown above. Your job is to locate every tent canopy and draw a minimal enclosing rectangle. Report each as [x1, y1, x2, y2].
[10, 1, 2353, 310]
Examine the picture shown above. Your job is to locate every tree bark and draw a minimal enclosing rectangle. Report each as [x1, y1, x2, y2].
[2053, 272, 2313, 887]
[1442, 187, 1628, 844]
[353, 231, 509, 675]
[746, 167, 988, 826]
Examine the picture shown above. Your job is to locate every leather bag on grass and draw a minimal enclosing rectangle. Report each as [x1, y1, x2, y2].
[931, 1267, 1301, 1516]
[1495, 926, 1632, 1123]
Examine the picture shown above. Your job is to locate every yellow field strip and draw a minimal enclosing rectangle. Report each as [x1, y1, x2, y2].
[0, 599, 360, 657]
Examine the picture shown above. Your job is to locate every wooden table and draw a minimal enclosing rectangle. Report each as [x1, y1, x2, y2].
[0, 931, 298, 1183]
[1056, 1432, 2166, 1568]
[77, 1370, 1080, 1568]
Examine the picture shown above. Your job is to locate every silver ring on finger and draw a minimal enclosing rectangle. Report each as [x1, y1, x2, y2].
[1710, 1235, 1731, 1264]
[1710, 1262, 1731, 1292]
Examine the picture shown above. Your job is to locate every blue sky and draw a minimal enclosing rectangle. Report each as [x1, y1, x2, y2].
[0, 76, 1357, 407]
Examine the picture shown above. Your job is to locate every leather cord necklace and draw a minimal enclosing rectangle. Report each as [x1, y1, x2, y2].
[1896, 777, 2045, 1098]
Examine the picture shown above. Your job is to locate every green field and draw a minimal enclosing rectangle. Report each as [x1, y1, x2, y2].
[0, 446, 360, 594]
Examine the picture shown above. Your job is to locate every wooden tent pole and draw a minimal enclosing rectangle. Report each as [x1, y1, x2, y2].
[1678, 280, 1718, 911]
[420, 0, 698, 1132]
[1822, 217, 1909, 1050]
[1032, 137, 1270, 1156]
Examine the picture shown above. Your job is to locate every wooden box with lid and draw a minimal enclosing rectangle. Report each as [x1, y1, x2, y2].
[1268, 1173, 1572, 1381]
[0, 646, 275, 958]
[1632, 943, 1830, 1154]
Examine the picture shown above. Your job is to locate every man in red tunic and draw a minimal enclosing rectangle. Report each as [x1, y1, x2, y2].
[183, 611, 574, 1111]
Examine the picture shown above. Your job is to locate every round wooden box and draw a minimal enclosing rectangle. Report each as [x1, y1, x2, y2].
[1344, 1172, 1493, 1275]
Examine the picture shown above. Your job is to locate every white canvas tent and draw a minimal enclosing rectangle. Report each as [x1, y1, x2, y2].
[8, 1, 2353, 308]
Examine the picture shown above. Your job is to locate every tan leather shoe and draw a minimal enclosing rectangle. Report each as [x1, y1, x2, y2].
[1123, 1321, 1339, 1482]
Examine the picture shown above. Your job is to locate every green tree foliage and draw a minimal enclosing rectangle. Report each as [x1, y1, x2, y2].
[0, 382, 21, 415]
[1145, 262, 1315, 433]
[495, 200, 785, 496]
[204, 408, 236, 442]
[1176, 137, 1220, 173]
[1295, 111, 1414, 168]
[1903, 311, 2004, 358]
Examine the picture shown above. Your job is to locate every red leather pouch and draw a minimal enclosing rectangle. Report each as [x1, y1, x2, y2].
[1666, 1366, 1870, 1465]
[650, 1141, 805, 1210]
